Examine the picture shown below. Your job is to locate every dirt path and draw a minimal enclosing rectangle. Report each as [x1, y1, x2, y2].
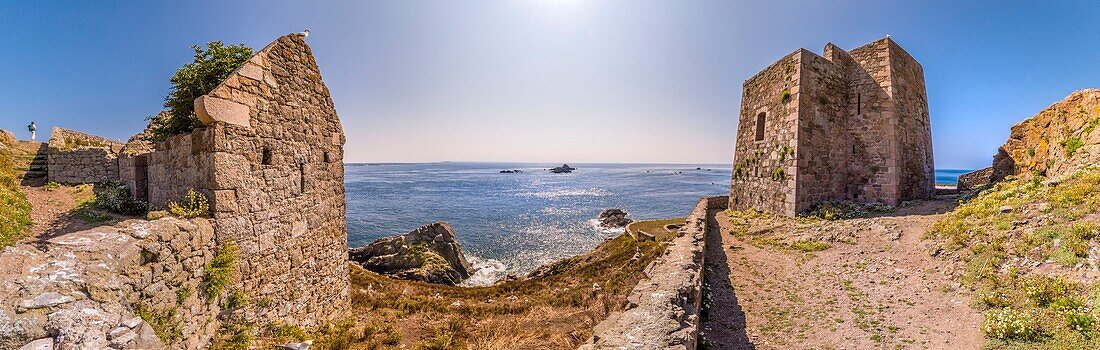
[701, 199, 984, 349]
[20, 184, 99, 243]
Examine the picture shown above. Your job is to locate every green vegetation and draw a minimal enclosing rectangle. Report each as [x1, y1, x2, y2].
[781, 89, 792, 103]
[134, 303, 183, 345]
[1027, 147, 1036, 157]
[771, 167, 786, 181]
[43, 181, 60, 191]
[150, 41, 253, 142]
[1085, 118, 1099, 134]
[1062, 137, 1084, 157]
[61, 137, 109, 150]
[0, 140, 32, 248]
[168, 188, 210, 218]
[94, 181, 148, 215]
[626, 217, 685, 241]
[223, 289, 248, 310]
[213, 322, 252, 350]
[252, 321, 368, 350]
[802, 201, 895, 220]
[203, 243, 238, 303]
[926, 167, 1100, 348]
[723, 209, 841, 251]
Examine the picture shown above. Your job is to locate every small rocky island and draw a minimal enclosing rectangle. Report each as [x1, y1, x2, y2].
[349, 222, 475, 285]
[549, 164, 576, 173]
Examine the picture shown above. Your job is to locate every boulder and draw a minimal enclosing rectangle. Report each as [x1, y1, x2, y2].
[597, 209, 632, 229]
[991, 89, 1100, 182]
[549, 164, 575, 173]
[349, 222, 475, 285]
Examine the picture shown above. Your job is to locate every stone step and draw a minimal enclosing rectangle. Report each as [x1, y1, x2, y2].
[22, 171, 46, 179]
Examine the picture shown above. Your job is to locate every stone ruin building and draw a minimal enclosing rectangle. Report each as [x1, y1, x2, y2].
[729, 37, 935, 216]
[46, 127, 124, 184]
[4, 34, 348, 348]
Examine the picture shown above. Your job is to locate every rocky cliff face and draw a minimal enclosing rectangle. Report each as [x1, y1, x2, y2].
[349, 222, 474, 285]
[992, 89, 1100, 181]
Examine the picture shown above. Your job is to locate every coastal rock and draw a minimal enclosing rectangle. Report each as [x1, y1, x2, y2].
[991, 89, 1100, 182]
[349, 222, 475, 285]
[597, 208, 633, 229]
[549, 164, 576, 173]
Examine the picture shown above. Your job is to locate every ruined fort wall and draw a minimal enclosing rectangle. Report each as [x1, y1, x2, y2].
[46, 127, 123, 184]
[794, 51, 852, 212]
[729, 51, 801, 216]
[147, 129, 216, 209]
[197, 35, 349, 326]
[0, 218, 221, 349]
[887, 42, 935, 201]
[582, 196, 728, 350]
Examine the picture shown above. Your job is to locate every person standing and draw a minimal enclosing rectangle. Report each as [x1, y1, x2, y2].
[27, 121, 36, 141]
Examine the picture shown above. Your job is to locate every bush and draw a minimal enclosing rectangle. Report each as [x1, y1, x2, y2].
[95, 182, 147, 215]
[150, 41, 253, 142]
[1063, 137, 1084, 157]
[981, 307, 1040, 340]
[168, 189, 209, 218]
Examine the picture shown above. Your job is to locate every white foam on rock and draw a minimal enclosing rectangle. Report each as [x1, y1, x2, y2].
[460, 255, 507, 287]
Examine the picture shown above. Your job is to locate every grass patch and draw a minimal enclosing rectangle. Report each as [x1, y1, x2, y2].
[203, 243, 238, 303]
[625, 217, 684, 241]
[0, 141, 32, 248]
[134, 303, 183, 345]
[802, 201, 895, 220]
[926, 166, 1100, 348]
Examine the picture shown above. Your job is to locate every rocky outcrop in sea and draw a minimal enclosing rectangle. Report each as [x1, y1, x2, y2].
[349, 222, 475, 285]
[597, 208, 632, 229]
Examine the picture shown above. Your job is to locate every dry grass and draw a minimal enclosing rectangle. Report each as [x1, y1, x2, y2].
[343, 233, 666, 349]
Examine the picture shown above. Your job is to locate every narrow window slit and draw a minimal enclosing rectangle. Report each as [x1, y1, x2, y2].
[262, 148, 272, 165]
[755, 112, 766, 141]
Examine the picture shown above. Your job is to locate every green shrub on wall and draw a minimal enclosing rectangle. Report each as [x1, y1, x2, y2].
[150, 41, 253, 142]
[168, 189, 210, 218]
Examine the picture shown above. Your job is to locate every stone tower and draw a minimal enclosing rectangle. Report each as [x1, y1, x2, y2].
[145, 34, 349, 327]
[729, 37, 934, 216]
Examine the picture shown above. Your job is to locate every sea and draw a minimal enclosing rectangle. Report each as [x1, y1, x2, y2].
[346, 163, 970, 285]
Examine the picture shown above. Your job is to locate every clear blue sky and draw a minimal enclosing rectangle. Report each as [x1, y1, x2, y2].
[1, 1, 1097, 168]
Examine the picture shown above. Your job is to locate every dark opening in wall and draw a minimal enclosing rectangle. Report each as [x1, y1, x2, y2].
[857, 93, 862, 115]
[323, 152, 331, 163]
[755, 113, 766, 141]
[262, 148, 272, 165]
[299, 163, 306, 193]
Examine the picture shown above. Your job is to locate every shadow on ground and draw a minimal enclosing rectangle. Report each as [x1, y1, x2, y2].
[699, 208, 755, 349]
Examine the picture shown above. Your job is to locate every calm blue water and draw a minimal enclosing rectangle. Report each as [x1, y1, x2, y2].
[936, 169, 972, 186]
[345, 162, 730, 284]
[345, 163, 970, 284]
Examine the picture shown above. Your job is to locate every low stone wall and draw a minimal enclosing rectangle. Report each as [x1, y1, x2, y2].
[957, 166, 994, 191]
[581, 196, 729, 350]
[46, 127, 123, 184]
[0, 218, 221, 350]
[146, 129, 216, 209]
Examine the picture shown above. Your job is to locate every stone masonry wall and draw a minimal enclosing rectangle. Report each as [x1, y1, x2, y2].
[0, 218, 220, 350]
[147, 34, 350, 328]
[581, 196, 728, 350]
[730, 37, 934, 215]
[795, 50, 852, 212]
[888, 43, 936, 201]
[729, 52, 801, 216]
[47, 127, 123, 184]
